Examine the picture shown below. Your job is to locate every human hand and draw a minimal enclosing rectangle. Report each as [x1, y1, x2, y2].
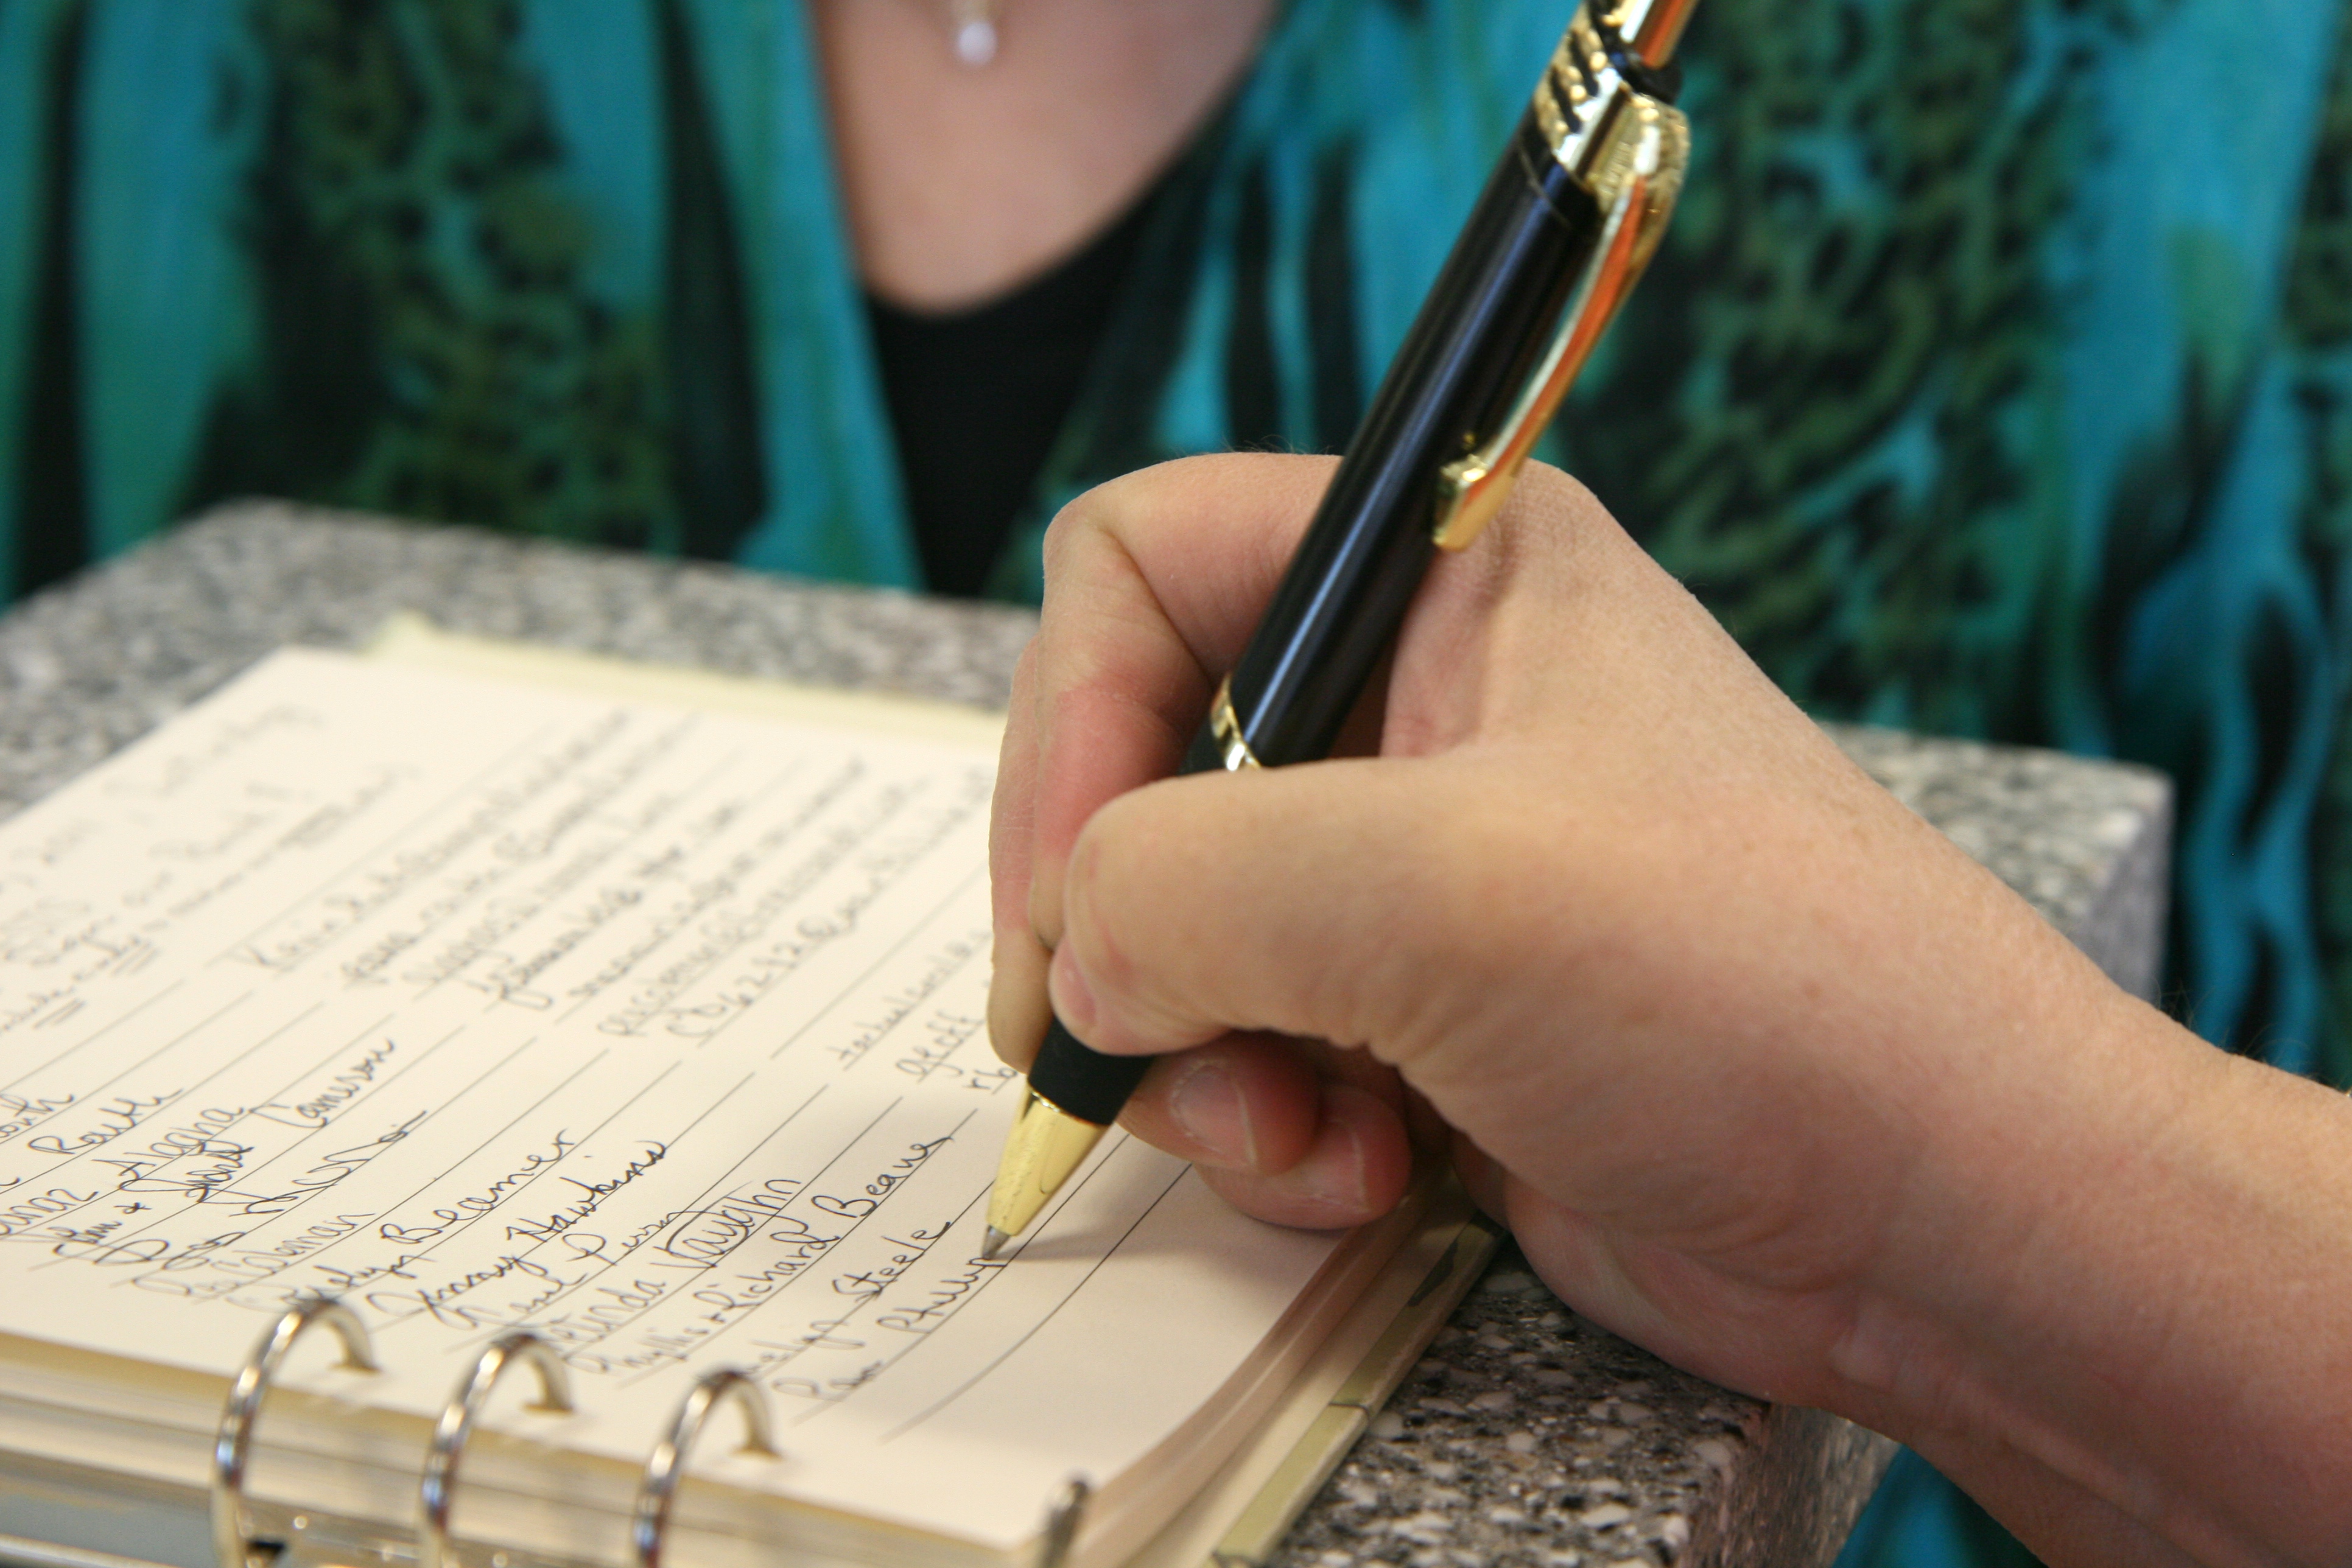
[990, 450, 2115, 1390]
[987, 453, 2352, 1567]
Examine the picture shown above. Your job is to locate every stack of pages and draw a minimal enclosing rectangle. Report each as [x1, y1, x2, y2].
[0, 625, 1483, 1568]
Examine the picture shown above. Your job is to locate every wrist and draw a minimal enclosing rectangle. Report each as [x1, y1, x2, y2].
[1826, 982, 2352, 1564]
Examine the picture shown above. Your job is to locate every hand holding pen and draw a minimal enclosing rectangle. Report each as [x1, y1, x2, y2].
[985, 5, 2352, 1563]
[981, 0, 1699, 1255]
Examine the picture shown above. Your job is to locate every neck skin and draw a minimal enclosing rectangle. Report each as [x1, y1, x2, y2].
[816, 0, 1277, 313]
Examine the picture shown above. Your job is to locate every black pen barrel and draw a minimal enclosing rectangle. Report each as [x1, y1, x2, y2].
[1206, 109, 1607, 769]
[1031, 114, 1608, 1124]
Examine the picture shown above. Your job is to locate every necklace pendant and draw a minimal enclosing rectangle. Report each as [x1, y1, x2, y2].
[950, 0, 999, 65]
[954, 18, 998, 65]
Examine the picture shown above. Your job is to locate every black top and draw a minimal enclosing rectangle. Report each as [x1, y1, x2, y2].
[865, 183, 1162, 599]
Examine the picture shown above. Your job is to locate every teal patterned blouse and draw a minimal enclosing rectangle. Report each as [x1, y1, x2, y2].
[1, 2, 2345, 1563]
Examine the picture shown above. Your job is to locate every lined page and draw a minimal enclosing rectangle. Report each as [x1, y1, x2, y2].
[0, 649, 1341, 1550]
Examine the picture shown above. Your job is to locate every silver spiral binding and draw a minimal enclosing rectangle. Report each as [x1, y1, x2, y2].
[1036, 1476, 1090, 1568]
[211, 1297, 382, 1568]
[418, 1332, 575, 1568]
[205, 1311, 1099, 1568]
[629, 1368, 778, 1568]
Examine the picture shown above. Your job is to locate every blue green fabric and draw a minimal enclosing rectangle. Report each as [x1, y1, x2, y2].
[5, 2, 2351, 1561]
[1839, 1448, 2045, 1568]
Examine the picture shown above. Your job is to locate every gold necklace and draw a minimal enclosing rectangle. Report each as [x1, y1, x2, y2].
[949, 0, 1001, 65]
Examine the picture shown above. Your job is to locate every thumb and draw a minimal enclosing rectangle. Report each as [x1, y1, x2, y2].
[1046, 755, 1484, 1071]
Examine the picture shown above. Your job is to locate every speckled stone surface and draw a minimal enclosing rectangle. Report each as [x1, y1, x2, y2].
[0, 506, 2172, 1568]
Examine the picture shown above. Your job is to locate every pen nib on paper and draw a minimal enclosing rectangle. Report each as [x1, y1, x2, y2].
[981, 1226, 1011, 1261]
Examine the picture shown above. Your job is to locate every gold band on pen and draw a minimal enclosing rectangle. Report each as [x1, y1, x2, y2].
[1604, 0, 1701, 69]
[1209, 676, 1263, 772]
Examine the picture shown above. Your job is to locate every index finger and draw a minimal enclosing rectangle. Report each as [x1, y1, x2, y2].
[985, 455, 1337, 1068]
[1018, 453, 1341, 944]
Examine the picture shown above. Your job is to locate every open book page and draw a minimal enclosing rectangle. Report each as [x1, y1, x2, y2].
[0, 647, 1347, 1553]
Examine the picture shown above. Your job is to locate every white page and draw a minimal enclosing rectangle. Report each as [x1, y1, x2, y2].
[0, 649, 1340, 1550]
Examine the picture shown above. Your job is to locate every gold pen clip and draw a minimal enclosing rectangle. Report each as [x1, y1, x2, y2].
[1433, 75, 1690, 553]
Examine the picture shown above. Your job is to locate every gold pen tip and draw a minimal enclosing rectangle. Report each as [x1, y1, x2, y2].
[981, 1227, 1011, 1261]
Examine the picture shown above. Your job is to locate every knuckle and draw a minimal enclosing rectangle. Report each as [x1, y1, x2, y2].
[1515, 458, 1600, 517]
[1038, 493, 1114, 592]
[1060, 814, 1156, 1006]
[1027, 866, 1064, 948]
[1005, 637, 1041, 702]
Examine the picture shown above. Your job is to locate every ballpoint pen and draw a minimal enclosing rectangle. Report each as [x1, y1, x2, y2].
[982, 0, 1699, 1259]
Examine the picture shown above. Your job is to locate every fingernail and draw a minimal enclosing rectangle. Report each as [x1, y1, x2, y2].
[1047, 945, 1097, 1034]
[1300, 1089, 1372, 1212]
[1170, 1060, 1256, 1167]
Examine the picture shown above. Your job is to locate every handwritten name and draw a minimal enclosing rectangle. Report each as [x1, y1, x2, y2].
[366, 1250, 581, 1328]
[645, 1177, 806, 1270]
[500, 1141, 669, 1245]
[376, 1130, 579, 1245]
[230, 714, 631, 972]
[830, 1227, 947, 1306]
[24, 1092, 184, 1158]
[0, 1185, 101, 1241]
[0, 1091, 75, 1145]
[807, 1135, 953, 1222]
[844, 936, 987, 1073]
[876, 1254, 1006, 1334]
[255, 1040, 399, 1129]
